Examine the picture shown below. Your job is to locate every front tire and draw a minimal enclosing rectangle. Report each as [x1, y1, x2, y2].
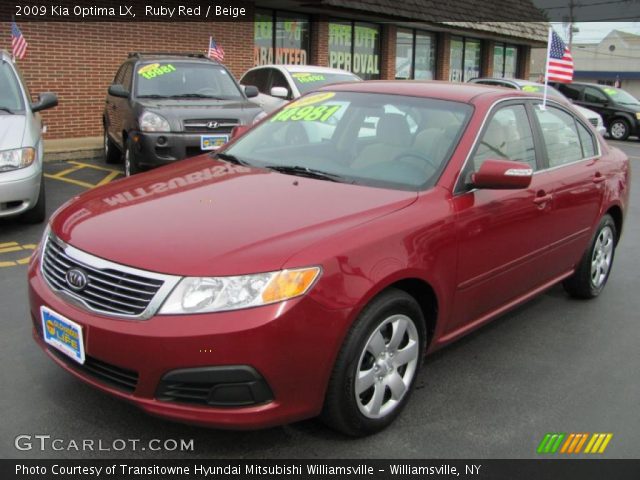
[321, 289, 426, 436]
[103, 129, 120, 164]
[608, 118, 630, 141]
[563, 215, 616, 299]
[124, 138, 141, 177]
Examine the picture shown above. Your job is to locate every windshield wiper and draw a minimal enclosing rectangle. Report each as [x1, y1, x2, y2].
[0, 106, 15, 114]
[168, 94, 224, 100]
[215, 152, 251, 166]
[264, 165, 344, 182]
[137, 94, 170, 99]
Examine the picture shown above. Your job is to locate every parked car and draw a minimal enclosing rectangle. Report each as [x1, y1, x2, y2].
[103, 52, 266, 176]
[549, 81, 640, 141]
[30, 82, 629, 436]
[240, 64, 361, 113]
[0, 50, 57, 223]
[468, 77, 606, 135]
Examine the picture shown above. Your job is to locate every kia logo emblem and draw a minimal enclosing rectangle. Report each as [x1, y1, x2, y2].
[66, 268, 88, 291]
[206, 121, 219, 129]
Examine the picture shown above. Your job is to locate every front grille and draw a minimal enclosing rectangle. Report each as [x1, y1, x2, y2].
[589, 118, 599, 127]
[41, 237, 165, 317]
[49, 347, 139, 393]
[183, 118, 238, 133]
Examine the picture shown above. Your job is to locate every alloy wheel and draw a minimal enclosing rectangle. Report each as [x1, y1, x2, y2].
[591, 225, 614, 288]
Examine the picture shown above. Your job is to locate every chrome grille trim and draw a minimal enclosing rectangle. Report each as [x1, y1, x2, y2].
[589, 118, 598, 127]
[40, 234, 181, 320]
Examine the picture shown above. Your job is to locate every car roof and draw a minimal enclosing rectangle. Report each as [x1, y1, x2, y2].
[1, 50, 14, 62]
[317, 80, 530, 103]
[251, 64, 358, 75]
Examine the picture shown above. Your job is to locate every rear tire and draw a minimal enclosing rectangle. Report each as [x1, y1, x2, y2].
[321, 289, 426, 436]
[563, 215, 616, 299]
[104, 129, 120, 164]
[20, 176, 46, 224]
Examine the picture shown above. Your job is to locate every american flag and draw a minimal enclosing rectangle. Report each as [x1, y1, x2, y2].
[207, 37, 225, 62]
[546, 30, 573, 83]
[11, 21, 28, 60]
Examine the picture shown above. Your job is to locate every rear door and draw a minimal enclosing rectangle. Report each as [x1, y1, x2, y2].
[450, 102, 556, 333]
[582, 86, 614, 126]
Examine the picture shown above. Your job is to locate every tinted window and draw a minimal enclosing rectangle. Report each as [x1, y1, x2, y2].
[135, 62, 243, 99]
[113, 64, 127, 84]
[242, 69, 270, 93]
[122, 64, 133, 91]
[557, 83, 582, 100]
[0, 62, 25, 111]
[225, 91, 472, 191]
[533, 106, 583, 167]
[269, 69, 290, 95]
[583, 87, 607, 104]
[471, 104, 536, 171]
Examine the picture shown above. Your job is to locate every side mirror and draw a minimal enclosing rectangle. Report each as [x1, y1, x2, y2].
[472, 159, 533, 190]
[270, 86, 289, 99]
[31, 92, 58, 113]
[244, 85, 259, 98]
[108, 84, 129, 98]
[230, 125, 251, 139]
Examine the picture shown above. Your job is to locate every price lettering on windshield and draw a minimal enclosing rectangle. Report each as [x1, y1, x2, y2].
[270, 104, 342, 123]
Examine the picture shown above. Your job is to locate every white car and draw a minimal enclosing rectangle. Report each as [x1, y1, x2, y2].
[240, 65, 361, 113]
[468, 78, 606, 136]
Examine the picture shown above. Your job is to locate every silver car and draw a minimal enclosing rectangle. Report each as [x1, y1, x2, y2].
[0, 50, 57, 223]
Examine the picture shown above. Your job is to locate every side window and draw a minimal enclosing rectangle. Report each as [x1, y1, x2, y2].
[113, 64, 126, 85]
[122, 64, 133, 91]
[558, 83, 582, 101]
[576, 121, 597, 158]
[583, 87, 608, 104]
[471, 104, 536, 171]
[244, 69, 269, 93]
[269, 69, 291, 98]
[533, 106, 583, 167]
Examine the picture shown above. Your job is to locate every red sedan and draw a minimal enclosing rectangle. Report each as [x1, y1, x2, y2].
[28, 82, 630, 436]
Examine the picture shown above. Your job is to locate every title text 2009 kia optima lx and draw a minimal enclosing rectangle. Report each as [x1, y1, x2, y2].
[29, 82, 629, 436]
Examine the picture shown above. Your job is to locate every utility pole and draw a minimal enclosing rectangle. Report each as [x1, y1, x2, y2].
[568, 0, 575, 50]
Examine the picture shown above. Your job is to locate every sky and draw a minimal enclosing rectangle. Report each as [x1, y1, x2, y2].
[552, 22, 640, 44]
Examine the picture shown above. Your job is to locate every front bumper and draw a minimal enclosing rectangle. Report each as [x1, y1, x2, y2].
[28, 255, 351, 429]
[0, 164, 41, 218]
[132, 131, 229, 169]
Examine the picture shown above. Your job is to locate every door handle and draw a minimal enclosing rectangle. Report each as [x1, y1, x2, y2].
[593, 173, 606, 184]
[533, 193, 553, 205]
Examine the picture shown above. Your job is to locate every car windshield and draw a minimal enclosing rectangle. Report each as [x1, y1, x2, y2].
[135, 62, 243, 100]
[602, 86, 640, 106]
[223, 91, 472, 191]
[290, 72, 361, 94]
[518, 83, 565, 100]
[0, 61, 25, 113]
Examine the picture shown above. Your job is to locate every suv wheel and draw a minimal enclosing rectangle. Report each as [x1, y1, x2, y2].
[124, 139, 141, 176]
[104, 129, 120, 164]
[609, 118, 630, 141]
[321, 289, 425, 436]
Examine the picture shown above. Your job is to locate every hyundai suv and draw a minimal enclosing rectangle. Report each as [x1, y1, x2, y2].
[103, 53, 265, 176]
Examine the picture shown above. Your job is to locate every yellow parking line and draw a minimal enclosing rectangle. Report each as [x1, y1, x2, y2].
[0, 246, 23, 254]
[69, 161, 121, 174]
[50, 165, 84, 178]
[0, 242, 19, 248]
[95, 170, 121, 187]
[44, 173, 96, 189]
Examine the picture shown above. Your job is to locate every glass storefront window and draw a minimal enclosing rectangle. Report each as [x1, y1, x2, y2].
[329, 21, 381, 80]
[254, 10, 310, 66]
[395, 29, 436, 80]
[493, 43, 519, 79]
[450, 37, 482, 82]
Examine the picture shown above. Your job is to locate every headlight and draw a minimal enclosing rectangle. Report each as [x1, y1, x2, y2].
[0, 147, 36, 172]
[140, 111, 170, 132]
[252, 111, 267, 124]
[635, 112, 640, 121]
[159, 267, 321, 314]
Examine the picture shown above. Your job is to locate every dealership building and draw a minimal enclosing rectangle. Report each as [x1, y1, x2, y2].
[2, 0, 547, 141]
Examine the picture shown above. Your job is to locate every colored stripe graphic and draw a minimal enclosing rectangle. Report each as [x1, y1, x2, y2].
[539, 433, 613, 454]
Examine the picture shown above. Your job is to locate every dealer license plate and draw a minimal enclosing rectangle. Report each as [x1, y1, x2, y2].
[41, 306, 85, 364]
[200, 134, 229, 150]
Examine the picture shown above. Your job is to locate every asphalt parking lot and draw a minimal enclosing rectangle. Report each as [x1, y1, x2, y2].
[1, 140, 639, 459]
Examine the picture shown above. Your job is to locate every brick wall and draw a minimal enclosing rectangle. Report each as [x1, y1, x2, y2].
[436, 33, 451, 81]
[2, 21, 254, 139]
[309, 16, 329, 66]
[482, 40, 495, 77]
[379, 24, 397, 80]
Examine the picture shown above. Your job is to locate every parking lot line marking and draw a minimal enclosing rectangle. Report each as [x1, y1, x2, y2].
[51, 165, 84, 178]
[0, 242, 19, 248]
[0, 242, 36, 268]
[95, 170, 121, 187]
[44, 173, 96, 189]
[69, 161, 121, 174]
[0, 245, 24, 254]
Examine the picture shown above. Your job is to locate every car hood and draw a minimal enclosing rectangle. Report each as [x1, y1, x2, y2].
[51, 156, 417, 276]
[138, 99, 262, 116]
[0, 115, 26, 150]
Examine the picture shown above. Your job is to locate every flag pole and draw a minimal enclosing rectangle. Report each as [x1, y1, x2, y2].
[542, 26, 553, 111]
[11, 15, 16, 62]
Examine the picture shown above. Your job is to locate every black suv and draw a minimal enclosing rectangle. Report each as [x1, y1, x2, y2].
[103, 52, 264, 175]
[551, 81, 640, 141]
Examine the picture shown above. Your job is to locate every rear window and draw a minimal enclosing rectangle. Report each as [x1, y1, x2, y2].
[135, 62, 243, 100]
[290, 72, 361, 94]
